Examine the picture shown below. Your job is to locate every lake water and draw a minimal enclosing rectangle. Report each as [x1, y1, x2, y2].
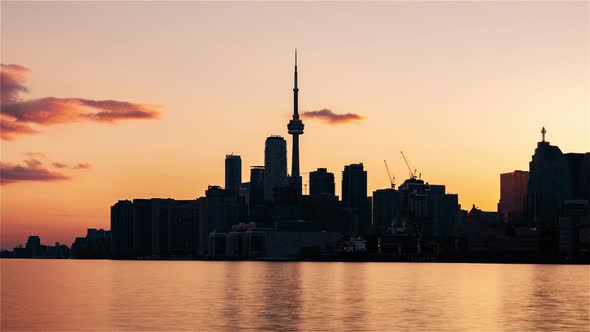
[1, 260, 588, 331]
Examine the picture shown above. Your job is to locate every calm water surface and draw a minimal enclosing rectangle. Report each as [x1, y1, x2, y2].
[1, 260, 588, 331]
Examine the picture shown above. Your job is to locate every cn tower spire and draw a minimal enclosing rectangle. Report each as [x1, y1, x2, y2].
[288, 49, 304, 196]
[293, 49, 299, 119]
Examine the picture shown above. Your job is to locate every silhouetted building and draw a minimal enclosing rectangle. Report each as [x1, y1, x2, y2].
[111, 200, 134, 258]
[499, 170, 529, 224]
[225, 154, 242, 196]
[342, 163, 371, 233]
[264, 136, 288, 201]
[559, 200, 590, 261]
[287, 50, 304, 196]
[71, 229, 110, 258]
[466, 205, 499, 224]
[133, 199, 153, 257]
[309, 168, 335, 197]
[26, 236, 41, 257]
[150, 198, 175, 256]
[373, 188, 401, 232]
[168, 200, 200, 256]
[249, 166, 265, 216]
[565, 153, 590, 201]
[302, 194, 345, 232]
[527, 128, 572, 227]
[397, 178, 461, 242]
[198, 186, 243, 255]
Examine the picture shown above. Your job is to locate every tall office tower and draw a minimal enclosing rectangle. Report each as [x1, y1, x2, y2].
[527, 127, 572, 226]
[287, 49, 304, 196]
[499, 170, 529, 224]
[342, 163, 370, 233]
[111, 199, 134, 258]
[309, 168, 335, 197]
[264, 135, 288, 201]
[373, 188, 401, 231]
[26, 236, 41, 257]
[564, 152, 590, 200]
[249, 166, 265, 211]
[225, 154, 242, 195]
[133, 199, 153, 257]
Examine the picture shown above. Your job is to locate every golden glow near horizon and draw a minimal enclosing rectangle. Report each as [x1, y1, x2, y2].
[1, 2, 589, 248]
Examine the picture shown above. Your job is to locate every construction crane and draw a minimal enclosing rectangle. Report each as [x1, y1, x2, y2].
[400, 151, 419, 180]
[383, 160, 395, 189]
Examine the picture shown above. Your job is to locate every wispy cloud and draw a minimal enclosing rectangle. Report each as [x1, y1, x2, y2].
[1, 116, 38, 140]
[24, 152, 47, 159]
[1, 158, 91, 185]
[0, 64, 30, 103]
[0, 63, 161, 140]
[52, 162, 92, 170]
[1, 161, 70, 185]
[301, 109, 365, 124]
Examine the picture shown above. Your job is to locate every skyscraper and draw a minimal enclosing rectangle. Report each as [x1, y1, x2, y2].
[309, 168, 335, 197]
[287, 49, 304, 196]
[342, 163, 368, 209]
[225, 154, 242, 195]
[264, 135, 287, 201]
[111, 199, 134, 258]
[527, 127, 572, 226]
[373, 188, 401, 231]
[249, 166, 265, 211]
[342, 163, 370, 232]
[499, 170, 529, 224]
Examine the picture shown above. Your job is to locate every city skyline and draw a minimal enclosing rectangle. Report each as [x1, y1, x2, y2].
[2, 1, 589, 248]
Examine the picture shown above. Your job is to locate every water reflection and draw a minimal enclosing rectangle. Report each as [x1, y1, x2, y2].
[1, 260, 588, 331]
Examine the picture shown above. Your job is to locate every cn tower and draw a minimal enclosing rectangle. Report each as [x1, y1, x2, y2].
[287, 49, 304, 195]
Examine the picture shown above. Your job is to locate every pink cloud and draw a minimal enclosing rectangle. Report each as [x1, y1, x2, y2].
[1, 116, 39, 141]
[0, 64, 161, 140]
[0, 64, 30, 103]
[301, 109, 365, 124]
[1, 158, 91, 185]
[1, 161, 70, 185]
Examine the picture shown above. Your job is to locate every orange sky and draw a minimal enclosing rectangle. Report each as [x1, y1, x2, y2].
[1, 2, 589, 249]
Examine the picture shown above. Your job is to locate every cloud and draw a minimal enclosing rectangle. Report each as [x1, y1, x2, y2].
[0, 64, 30, 103]
[2, 97, 160, 125]
[0, 63, 161, 140]
[1, 116, 39, 140]
[1, 158, 91, 185]
[52, 162, 92, 169]
[75, 163, 91, 169]
[24, 152, 47, 159]
[1, 161, 70, 185]
[301, 109, 365, 124]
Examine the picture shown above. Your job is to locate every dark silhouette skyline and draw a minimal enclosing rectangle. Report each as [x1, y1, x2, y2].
[3, 61, 589, 264]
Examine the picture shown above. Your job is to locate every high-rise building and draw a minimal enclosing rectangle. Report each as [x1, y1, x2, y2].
[249, 166, 265, 212]
[499, 170, 529, 224]
[133, 199, 153, 257]
[309, 168, 335, 197]
[26, 236, 41, 257]
[264, 135, 287, 201]
[527, 128, 573, 226]
[287, 49, 304, 196]
[198, 186, 243, 255]
[342, 163, 370, 232]
[225, 154, 242, 195]
[373, 188, 401, 231]
[342, 163, 367, 209]
[565, 153, 590, 201]
[111, 200, 134, 258]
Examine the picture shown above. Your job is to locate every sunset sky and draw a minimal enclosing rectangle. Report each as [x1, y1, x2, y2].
[1, 1, 589, 248]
